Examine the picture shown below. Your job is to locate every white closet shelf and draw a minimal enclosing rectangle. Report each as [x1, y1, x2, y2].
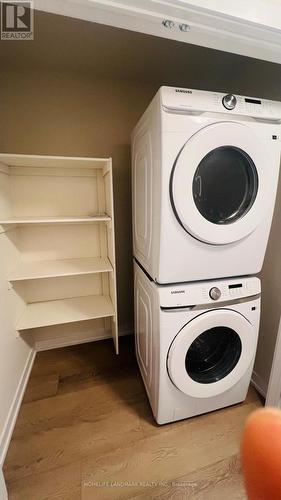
[8, 257, 113, 282]
[0, 215, 111, 225]
[0, 154, 109, 170]
[17, 294, 115, 331]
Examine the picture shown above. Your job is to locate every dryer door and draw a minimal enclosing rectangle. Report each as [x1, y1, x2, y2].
[167, 309, 255, 398]
[170, 122, 272, 245]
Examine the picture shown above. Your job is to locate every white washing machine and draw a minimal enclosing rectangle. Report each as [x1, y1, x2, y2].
[134, 262, 260, 424]
[131, 86, 281, 284]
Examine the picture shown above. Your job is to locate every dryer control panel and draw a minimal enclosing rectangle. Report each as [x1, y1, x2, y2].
[158, 276, 261, 308]
[161, 86, 281, 122]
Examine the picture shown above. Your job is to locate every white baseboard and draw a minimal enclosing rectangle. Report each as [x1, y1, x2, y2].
[251, 370, 267, 399]
[0, 469, 7, 500]
[35, 328, 112, 351]
[35, 324, 133, 352]
[0, 349, 36, 467]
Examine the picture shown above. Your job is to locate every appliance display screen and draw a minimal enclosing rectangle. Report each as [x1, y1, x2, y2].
[245, 98, 261, 105]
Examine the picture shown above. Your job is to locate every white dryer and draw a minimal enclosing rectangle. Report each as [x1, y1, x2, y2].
[131, 86, 281, 283]
[134, 262, 260, 424]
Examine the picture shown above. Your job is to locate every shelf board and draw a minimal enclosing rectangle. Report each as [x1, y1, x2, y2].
[0, 215, 110, 226]
[17, 294, 115, 331]
[8, 257, 113, 282]
[0, 154, 110, 170]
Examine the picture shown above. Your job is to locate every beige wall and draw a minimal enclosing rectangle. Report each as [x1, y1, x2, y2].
[0, 71, 158, 331]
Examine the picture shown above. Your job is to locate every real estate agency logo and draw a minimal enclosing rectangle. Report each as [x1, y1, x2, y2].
[1, 1, 34, 40]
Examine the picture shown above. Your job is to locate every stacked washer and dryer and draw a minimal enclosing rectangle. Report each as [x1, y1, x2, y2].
[131, 87, 281, 425]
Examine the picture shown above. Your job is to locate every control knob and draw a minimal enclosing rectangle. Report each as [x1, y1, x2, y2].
[222, 94, 237, 110]
[209, 287, 221, 301]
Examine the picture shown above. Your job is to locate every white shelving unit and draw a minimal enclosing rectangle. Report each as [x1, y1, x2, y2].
[0, 153, 119, 353]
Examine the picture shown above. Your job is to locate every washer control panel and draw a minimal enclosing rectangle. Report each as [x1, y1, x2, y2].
[209, 287, 221, 300]
[158, 277, 261, 308]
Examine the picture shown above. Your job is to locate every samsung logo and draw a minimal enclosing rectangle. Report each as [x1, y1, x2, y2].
[171, 290, 186, 294]
[175, 89, 192, 94]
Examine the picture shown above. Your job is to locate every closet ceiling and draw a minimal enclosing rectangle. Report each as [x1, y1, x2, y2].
[1, 10, 281, 99]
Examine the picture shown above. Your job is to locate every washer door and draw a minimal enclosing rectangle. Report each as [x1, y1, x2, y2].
[167, 309, 255, 398]
[170, 122, 271, 245]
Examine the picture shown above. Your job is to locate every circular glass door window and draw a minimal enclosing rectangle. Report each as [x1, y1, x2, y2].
[192, 146, 258, 224]
[185, 326, 242, 384]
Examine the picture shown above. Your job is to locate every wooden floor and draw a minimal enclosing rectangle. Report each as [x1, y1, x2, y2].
[3, 336, 263, 500]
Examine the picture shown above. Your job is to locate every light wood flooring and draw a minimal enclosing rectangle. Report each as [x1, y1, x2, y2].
[3, 336, 263, 499]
